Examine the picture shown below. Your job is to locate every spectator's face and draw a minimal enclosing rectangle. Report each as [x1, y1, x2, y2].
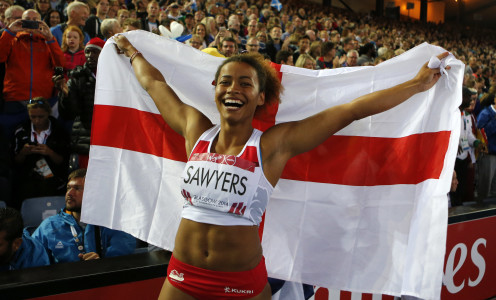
[0, 1, 9, 16]
[73, 7, 89, 27]
[37, 0, 50, 13]
[194, 11, 203, 23]
[303, 58, 315, 70]
[96, 0, 110, 15]
[189, 37, 202, 49]
[28, 107, 50, 131]
[85, 47, 101, 70]
[346, 52, 358, 66]
[270, 27, 282, 41]
[195, 24, 205, 38]
[158, 10, 167, 22]
[215, 14, 224, 26]
[66, 177, 85, 213]
[299, 38, 310, 52]
[246, 39, 259, 53]
[65, 30, 80, 51]
[117, 11, 129, 25]
[184, 16, 194, 27]
[247, 20, 257, 35]
[221, 41, 236, 57]
[49, 11, 61, 27]
[147, 3, 158, 18]
[0, 231, 18, 265]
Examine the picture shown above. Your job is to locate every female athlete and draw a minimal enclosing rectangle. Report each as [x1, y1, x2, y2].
[115, 34, 448, 300]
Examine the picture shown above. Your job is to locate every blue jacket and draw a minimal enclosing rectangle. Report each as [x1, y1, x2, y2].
[0, 230, 50, 271]
[32, 210, 136, 264]
[477, 105, 496, 154]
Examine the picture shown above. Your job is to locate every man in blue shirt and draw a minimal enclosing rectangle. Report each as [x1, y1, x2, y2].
[0, 207, 50, 271]
[32, 169, 136, 264]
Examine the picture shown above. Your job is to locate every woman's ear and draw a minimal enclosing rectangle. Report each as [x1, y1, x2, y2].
[257, 92, 265, 106]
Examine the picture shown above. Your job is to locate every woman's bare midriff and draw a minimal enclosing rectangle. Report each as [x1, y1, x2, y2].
[172, 218, 263, 272]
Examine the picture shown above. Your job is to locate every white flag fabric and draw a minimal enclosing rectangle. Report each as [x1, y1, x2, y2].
[82, 30, 463, 300]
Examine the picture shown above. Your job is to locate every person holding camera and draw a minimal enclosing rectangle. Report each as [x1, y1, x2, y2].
[11, 97, 70, 208]
[0, 9, 64, 139]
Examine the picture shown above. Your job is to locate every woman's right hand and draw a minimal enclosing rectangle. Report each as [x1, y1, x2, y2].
[114, 34, 137, 57]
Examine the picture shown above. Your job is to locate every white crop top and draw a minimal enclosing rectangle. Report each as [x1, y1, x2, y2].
[180, 125, 274, 226]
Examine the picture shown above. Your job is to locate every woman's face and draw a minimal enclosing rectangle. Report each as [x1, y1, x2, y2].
[195, 24, 206, 38]
[303, 59, 315, 70]
[214, 62, 264, 123]
[29, 107, 50, 130]
[49, 11, 61, 27]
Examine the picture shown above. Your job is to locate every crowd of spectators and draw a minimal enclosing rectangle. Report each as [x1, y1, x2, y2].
[0, 0, 496, 272]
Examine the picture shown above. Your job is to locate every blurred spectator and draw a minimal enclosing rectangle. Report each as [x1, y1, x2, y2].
[180, 12, 194, 36]
[357, 42, 376, 66]
[122, 17, 140, 31]
[292, 34, 310, 63]
[336, 37, 356, 58]
[0, 0, 10, 29]
[116, 8, 128, 27]
[220, 36, 237, 57]
[51, 1, 90, 46]
[34, 0, 50, 20]
[107, 0, 119, 18]
[0, 4, 23, 116]
[43, 9, 63, 28]
[53, 38, 104, 169]
[100, 17, 122, 39]
[342, 50, 358, 67]
[245, 36, 260, 53]
[265, 25, 282, 61]
[166, 2, 180, 21]
[187, 33, 202, 49]
[140, 0, 159, 33]
[61, 25, 85, 74]
[317, 41, 338, 69]
[477, 89, 496, 202]
[192, 22, 209, 48]
[32, 169, 136, 264]
[295, 53, 316, 70]
[453, 88, 485, 206]
[12, 97, 69, 206]
[0, 9, 64, 139]
[275, 49, 293, 66]
[0, 207, 50, 271]
[84, 0, 109, 39]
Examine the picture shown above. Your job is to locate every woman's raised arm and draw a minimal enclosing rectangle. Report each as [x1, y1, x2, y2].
[261, 52, 450, 185]
[114, 35, 213, 152]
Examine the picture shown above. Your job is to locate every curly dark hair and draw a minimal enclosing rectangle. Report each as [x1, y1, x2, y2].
[214, 53, 283, 110]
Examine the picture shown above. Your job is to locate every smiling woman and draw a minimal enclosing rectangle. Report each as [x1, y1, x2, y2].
[114, 33, 448, 300]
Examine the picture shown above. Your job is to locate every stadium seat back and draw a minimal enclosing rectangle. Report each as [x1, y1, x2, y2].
[21, 196, 66, 230]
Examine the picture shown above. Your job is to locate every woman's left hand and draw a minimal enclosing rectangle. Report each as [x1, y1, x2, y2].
[413, 52, 451, 93]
